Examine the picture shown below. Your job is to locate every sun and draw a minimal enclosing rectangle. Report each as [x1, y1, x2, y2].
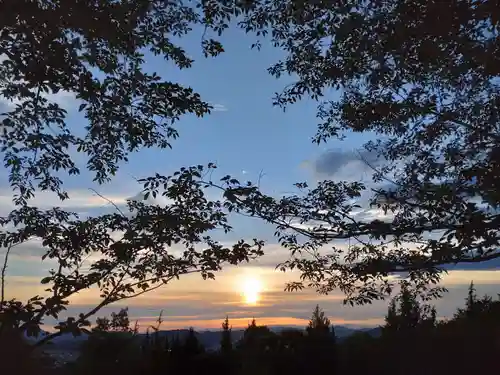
[241, 277, 263, 305]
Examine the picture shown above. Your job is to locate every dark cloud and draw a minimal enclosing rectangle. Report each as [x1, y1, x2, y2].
[444, 257, 500, 271]
[314, 148, 381, 177]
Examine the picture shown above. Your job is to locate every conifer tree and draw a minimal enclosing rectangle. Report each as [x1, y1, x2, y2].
[184, 328, 203, 357]
[466, 281, 478, 317]
[220, 316, 232, 354]
[306, 305, 331, 336]
[305, 305, 336, 374]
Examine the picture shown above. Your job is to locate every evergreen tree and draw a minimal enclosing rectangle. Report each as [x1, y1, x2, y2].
[455, 281, 483, 321]
[306, 305, 331, 336]
[184, 328, 203, 357]
[398, 285, 421, 331]
[330, 325, 337, 345]
[240, 319, 274, 351]
[77, 309, 137, 374]
[384, 298, 399, 333]
[466, 281, 478, 317]
[383, 285, 436, 334]
[220, 316, 232, 354]
[305, 305, 336, 374]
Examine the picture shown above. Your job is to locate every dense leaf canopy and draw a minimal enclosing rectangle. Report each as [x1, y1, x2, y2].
[227, 0, 500, 303]
[0, 0, 262, 342]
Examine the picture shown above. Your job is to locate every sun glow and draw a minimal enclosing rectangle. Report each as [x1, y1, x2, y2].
[241, 277, 263, 305]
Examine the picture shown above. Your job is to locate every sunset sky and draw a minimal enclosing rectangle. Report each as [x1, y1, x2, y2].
[2, 23, 500, 332]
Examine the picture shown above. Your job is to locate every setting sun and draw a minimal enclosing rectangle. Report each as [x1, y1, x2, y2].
[241, 277, 263, 305]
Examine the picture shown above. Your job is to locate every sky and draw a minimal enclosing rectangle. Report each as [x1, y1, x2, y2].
[2, 24, 500, 332]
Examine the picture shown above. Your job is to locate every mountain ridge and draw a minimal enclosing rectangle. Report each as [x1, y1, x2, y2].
[29, 325, 382, 352]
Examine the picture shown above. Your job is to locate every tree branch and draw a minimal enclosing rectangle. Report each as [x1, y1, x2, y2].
[1, 242, 19, 307]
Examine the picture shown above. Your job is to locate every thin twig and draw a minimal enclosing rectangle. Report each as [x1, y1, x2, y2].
[1, 242, 19, 306]
[355, 149, 400, 188]
[89, 188, 128, 219]
[257, 169, 266, 189]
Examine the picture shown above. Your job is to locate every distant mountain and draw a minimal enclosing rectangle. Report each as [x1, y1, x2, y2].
[28, 325, 381, 352]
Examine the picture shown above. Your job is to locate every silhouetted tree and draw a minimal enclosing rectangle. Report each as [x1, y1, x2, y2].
[385, 298, 399, 330]
[223, 0, 500, 306]
[0, 0, 264, 349]
[76, 308, 138, 375]
[383, 283, 437, 336]
[237, 319, 277, 375]
[270, 329, 307, 375]
[0, 326, 54, 375]
[239, 319, 275, 351]
[306, 304, 331, 336]
[304, 305, 337, 375]
[454, 281, 479, 321]
[94, 308, 131, 333]
[184, 327, 204, 357]
[220, 316, 232, 354]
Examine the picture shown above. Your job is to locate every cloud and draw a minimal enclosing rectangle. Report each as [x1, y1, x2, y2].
[8, 252, 500, 331]
[43, 286, 389, 330]
[444, 258, 500, 271]
[0, 186, 144, 214]
[211, 103, 228, 112]
[0, 89, 80, 112]
[0, 54, 80, 112]
[314, 148, 382, 179]
[44, 90, 79, 109]
[442, 269, 500, 283]
[46, 271, 500, 330]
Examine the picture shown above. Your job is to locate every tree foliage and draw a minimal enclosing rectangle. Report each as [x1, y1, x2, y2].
[2, 0, 499, 351]
[77, 308, 138, 374]
[0, 0, 264, 344]
[65, 289, 500, 375]
[137, 0, 500, 303]
[306, 304, 331, 335]
[220, 316, 232, 354]
[220, 0, 500, 303]
[94, 308, 132, 333]
[383, 282, 436, 335]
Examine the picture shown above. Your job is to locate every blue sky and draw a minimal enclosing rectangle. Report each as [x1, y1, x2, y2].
[1, 24, 500, 331]
[54, 24, 371, 198]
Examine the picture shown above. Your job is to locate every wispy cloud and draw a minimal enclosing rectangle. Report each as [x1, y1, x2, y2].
[0, 88, 80, 112]
[211, 103, 228, 112]
[0, 188, 136, 212]
[8, 265, 500, 330]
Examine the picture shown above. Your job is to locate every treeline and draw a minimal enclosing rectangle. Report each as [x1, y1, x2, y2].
[68, 304, 336, 375]
[341, 281, 500, 375]
[6, 282, 500, 375]
[63, 282, 500, 375]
